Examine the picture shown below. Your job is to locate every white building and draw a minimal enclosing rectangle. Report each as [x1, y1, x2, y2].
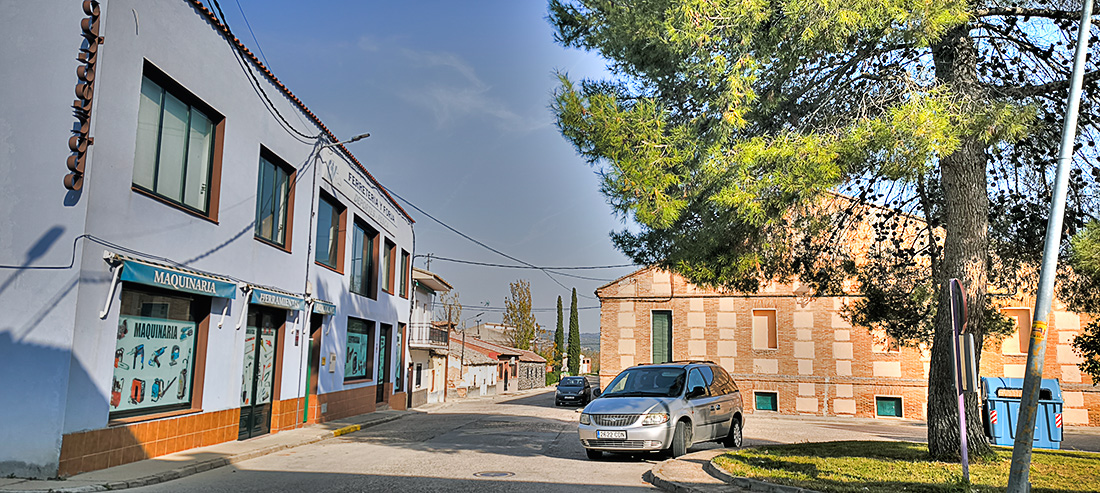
[1, 0, 414, 478]
[407, 268, 452, 407]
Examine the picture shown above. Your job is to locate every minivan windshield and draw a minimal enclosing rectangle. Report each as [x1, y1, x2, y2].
[601, 368, 685, 398]
[559, 377, 586, 387]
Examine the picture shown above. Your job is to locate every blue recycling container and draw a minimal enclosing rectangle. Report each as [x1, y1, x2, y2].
[982, 377, 1063, 449]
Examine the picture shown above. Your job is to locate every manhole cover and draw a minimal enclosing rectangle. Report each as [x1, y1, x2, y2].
[473, 471, 515, 478]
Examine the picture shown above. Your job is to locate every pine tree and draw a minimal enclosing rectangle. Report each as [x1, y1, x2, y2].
[554, 295, 565, 371]
[567, 288, 580, 375]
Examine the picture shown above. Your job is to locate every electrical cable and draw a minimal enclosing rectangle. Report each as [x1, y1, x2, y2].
[419, 255, 635, 270]
[378, 183, 606, 299]
[233, 0, 269, 68]
[209, 0, 320, 142]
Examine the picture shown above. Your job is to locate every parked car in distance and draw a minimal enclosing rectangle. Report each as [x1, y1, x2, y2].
[555, 376, 596, 406]
[577, 361, 743, 460]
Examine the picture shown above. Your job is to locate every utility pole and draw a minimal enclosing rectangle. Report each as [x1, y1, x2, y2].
[1006, 1, 1092, 491]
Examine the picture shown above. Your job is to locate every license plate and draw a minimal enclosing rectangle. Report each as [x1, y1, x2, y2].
[596, 430, 626, 439]
[564, 396, 574, 399]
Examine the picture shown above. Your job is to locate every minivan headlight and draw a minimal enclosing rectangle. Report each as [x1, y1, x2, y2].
[641, 413, 669, 426]
[579, 413, 591, 425]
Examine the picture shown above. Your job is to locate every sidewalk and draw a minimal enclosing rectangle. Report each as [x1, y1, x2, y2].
[0, 410, 409, 493]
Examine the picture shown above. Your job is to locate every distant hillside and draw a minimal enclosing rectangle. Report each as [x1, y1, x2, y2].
[579, 332, 600, 353]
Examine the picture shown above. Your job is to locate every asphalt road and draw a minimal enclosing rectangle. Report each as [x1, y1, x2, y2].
[126, 389, 664, 493]
[123, 387, 1100, 492]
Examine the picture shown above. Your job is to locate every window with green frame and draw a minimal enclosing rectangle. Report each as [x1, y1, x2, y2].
[133, 75, 218, 214]
[876, 396, 903, 417]
[652, 310, 672, 364]
[755, 392, 778, 411]
[254, 153, 292, 247]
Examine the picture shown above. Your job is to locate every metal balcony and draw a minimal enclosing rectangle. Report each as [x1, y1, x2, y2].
[408, 322, 449, 349]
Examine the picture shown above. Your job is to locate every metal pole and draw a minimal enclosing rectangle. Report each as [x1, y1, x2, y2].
[1006, 1, 1092, 491]
[950, 279, 970, 483]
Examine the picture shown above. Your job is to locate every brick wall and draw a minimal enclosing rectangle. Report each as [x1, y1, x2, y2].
[58, 408, 238, 477]
[597, 267, 1099, 426]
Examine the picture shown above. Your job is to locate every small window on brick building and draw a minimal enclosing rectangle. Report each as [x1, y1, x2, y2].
[1001, 308, 1031, 355]
[652, 310, 673, 364]
[871, 328, 900, 353]
[752, 309, 777, 350]
[875, 396, 903, 417]
[755, 392, 778, 411]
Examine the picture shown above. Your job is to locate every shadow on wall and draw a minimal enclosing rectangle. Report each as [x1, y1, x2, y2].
[0, 331, 116, 479]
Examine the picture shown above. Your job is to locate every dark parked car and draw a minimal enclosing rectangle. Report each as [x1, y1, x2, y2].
[555, 376, 595, 406]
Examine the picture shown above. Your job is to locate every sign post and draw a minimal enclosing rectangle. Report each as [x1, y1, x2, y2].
[949, 278, 970, 483]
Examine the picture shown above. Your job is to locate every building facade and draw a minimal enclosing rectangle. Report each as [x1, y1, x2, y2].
[596, 267, 1098, 426]
[1, 0, 414, 478]
[407, 268, 452, 408]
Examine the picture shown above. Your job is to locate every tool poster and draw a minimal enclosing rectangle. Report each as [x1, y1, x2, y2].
[111, 315, 196, 414]
[240, 325, 277, 406]
[346, 333, 369, 379]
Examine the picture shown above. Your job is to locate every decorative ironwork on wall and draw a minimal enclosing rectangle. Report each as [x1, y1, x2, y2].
[66, 0, 100, 191]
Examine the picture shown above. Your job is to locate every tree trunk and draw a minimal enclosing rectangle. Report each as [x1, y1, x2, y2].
[927, 24, 994, 460]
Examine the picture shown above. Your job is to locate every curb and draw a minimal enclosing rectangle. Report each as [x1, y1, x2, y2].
[4, 414, 405, 493]
[704, 460, 821, 493]
[645, 452, 823, 493]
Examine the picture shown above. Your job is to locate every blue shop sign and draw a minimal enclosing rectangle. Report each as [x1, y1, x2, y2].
[120, 260, 237, 298]
[251, 287, 306, 311]
[312, 300, 336, 315]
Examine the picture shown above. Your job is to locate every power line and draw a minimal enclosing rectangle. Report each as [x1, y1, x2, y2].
[209, 0, 320, 142]
[422, 255, 635, 270]
[233, 0, 269, 68]
[379, 184, 606, 299]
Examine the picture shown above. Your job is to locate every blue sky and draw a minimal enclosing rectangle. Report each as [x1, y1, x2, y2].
[212, 0, 638, 334]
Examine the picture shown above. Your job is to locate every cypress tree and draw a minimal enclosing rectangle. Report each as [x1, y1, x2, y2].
[554, 295, 565, 371]
[567, 288, 580, 375]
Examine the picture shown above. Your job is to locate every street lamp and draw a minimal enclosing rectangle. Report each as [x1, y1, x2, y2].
[320, 132, 370, 150]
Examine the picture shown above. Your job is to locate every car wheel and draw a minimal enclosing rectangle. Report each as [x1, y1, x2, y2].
[722, 418, 742, 448]
[670, 420, 690, 458]
[585, 448, 602, 460]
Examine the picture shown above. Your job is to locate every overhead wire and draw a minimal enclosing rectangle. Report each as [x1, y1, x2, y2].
[378, 184, 616, 299]
[208, 0, 321, 142]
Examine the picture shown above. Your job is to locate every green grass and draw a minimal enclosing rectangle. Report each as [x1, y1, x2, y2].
[711, 441, 1100, 493]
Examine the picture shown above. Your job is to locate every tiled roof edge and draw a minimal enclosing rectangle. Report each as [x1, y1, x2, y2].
[184, 0, 413, 224]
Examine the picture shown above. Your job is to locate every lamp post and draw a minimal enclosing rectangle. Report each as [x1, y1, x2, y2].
[459, 312, 484, 383]
[299, 132, 370, 424]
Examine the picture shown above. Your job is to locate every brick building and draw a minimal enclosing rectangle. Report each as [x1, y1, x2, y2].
[596, 267, 1098, 425]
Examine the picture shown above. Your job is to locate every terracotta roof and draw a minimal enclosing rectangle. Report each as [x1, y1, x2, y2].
[184, 0, 412, 224]
[448, 339, 496, 365]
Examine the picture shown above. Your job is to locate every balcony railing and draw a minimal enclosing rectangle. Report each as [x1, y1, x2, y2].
[408, 322, 449, 349]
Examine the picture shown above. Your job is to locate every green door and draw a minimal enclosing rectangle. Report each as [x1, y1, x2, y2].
[652, 311, 672, 364]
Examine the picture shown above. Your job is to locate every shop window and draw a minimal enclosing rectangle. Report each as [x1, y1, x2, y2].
[755, 392, 778, 412]
[1001, 308, 1031, 355]
[875, 396, 903, 417]
[345, 318, 375, 382]
[381, 240, 396, 294]
[111, 285, 208, 419]
[350, 220, 378, 298]
[752, 309, 778, 350]
[399, 250, 410, 298]
[652, 310, 672, 364]
[132, 67, 222, 218]
[254, 150, 294, 248]
[315, 192, 345, 271]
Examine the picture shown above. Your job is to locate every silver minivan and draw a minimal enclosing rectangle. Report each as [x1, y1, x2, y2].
[577, 361, 743, 459]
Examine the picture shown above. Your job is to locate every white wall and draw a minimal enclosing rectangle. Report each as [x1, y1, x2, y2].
[0, 0, 93, 478]
[0, 0, 411, 477]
